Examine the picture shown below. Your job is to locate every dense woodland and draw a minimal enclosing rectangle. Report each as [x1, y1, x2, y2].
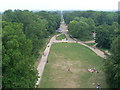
[63, 10, 120, 88]
[2, 10, 61, 88]
[63, 11, 119, 48]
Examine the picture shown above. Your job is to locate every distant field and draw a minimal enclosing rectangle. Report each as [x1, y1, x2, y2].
[56, 34, 66, 40]
[39, 43, 109, 88]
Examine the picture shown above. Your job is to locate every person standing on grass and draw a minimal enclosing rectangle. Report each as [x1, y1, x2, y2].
[96, 83, 101, 90]
[68, 68, 70, 71]
[47, 60, 48, 63]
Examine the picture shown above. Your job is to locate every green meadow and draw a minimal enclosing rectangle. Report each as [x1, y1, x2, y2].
[39, 43, 109, 88]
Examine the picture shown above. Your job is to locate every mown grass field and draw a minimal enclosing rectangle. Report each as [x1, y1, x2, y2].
[56, 34, 66, 40]
[38, 43, 109, 88]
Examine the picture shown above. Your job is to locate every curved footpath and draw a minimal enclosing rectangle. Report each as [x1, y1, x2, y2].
[35, 23, 107, 87]
[61, 23, 106, 59]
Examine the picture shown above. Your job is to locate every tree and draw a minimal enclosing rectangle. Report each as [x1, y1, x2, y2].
[25, 19, 48, 56]
[63, 10, 118, 26]
[68, 20, 79, 38]
[95, 24, 115, 49]
[3, 10, 61, 58]
[68, 18, 89, 40]
[86, 18, 95, 32]
[2, 22, 38, 88]
[104, 36, 120, 88]
[2, 9, 61, 88]
[37, 11, 61, 34]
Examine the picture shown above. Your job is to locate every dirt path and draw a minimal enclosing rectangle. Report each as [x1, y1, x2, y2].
[35, 35, 56, 86]
[84, 40, 95, 43]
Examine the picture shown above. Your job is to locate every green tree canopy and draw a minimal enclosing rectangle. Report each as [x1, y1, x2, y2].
[68, 17, 94, 40]
[3, 10, 61, 58]
[104, 36, 120, 88]
[2, 22, 38, 88]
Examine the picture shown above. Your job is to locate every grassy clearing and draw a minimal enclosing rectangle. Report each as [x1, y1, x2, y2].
[38, 43, 109, 88]
[56, 34, 66, 40]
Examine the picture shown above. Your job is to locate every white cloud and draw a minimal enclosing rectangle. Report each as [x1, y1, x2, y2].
[0, 0, 119, 11]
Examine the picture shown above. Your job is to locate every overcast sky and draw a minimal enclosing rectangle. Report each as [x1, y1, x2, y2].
[0, 0, 119, 12]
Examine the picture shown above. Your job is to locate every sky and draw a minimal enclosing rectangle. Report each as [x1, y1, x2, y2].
[0, 0, 119, 12]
